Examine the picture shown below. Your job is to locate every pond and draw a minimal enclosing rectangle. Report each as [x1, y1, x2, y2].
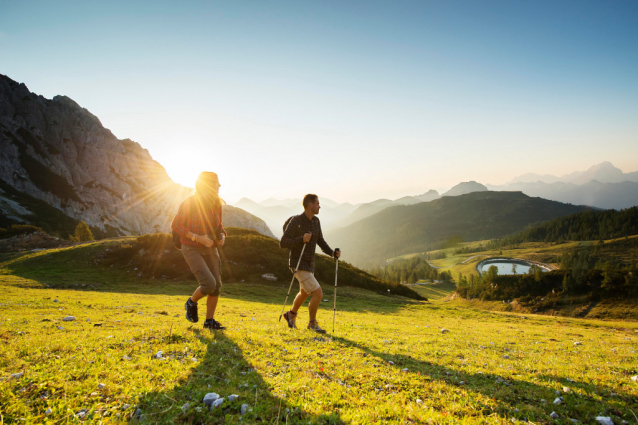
[477, 258, 550, 276]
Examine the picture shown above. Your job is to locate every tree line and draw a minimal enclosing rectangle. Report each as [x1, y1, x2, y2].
[369, 256, 453, 284]
[488, 206, 638, 248]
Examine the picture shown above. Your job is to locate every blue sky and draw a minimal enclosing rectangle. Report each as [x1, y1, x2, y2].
[1, 0, 637, 203]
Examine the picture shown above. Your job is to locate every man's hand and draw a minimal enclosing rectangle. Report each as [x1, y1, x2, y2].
[218, 234, 226, 247]
[197, 235, 215, 248]
[335, 249, 341, 259]
[302, 232, 312, 243]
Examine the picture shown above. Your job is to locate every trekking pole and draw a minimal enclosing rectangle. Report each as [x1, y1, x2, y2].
[278, 243, 307, 321]
[332, 248, 340, 334]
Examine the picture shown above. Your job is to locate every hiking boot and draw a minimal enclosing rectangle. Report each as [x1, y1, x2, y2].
[307, 320, 326, 334]
[203, 318, 226, 330]
[185, 298, 198, 323]
[283, 310, 298, 329]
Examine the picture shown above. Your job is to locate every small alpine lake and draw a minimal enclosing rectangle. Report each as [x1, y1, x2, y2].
[477, 257, 551, 275]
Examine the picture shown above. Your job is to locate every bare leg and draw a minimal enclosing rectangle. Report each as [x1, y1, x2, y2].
[206, 296, 219, 320]
[307, 287, 323, 322]
[191, 287, 205, 303]
[291, 289, 310, 314]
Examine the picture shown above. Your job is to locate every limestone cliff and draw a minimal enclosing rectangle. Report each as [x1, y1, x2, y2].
[0, 74, 274, 238]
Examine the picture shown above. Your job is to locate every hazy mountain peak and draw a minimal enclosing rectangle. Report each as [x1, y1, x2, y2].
[442, 181, 488, 197]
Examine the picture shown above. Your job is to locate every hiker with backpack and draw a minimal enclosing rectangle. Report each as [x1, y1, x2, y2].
[280, 194, 341, 333]
[171, 172, 227, 330]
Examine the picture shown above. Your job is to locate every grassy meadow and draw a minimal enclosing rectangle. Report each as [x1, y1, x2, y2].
[1, 241, 637, 424]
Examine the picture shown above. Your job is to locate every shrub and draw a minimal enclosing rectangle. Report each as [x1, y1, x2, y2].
[0, 224, 44, 239]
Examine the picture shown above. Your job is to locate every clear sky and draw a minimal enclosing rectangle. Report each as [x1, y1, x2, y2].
[2, 0, 637, 204]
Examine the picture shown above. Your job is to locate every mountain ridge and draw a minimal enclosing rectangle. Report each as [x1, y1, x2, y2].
[326, 191, 592, 268]
[0, 74, 274, 239]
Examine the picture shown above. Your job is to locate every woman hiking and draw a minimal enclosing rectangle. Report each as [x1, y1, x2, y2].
[172, 172, 227, 330]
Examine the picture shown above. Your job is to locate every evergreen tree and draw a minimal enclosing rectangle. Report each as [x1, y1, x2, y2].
[72, 221, 94, 242]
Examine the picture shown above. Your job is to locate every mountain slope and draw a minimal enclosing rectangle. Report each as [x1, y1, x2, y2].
[326, 191, 592, 268]
[0, 74, 273, 238]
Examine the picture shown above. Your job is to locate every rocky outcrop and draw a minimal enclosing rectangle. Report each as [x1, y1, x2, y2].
[0, 74, 273, 238]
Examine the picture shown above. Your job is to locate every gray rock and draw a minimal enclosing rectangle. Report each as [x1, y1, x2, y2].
[261, 273, 278, 281]
[416, 399, 423, 404]
[503, 355, 510, 359]
[98, 383, 105, 390]
[76, 409, 89, 418]
[595, 417, 614, 425]
[57, 326, 64, 330]
[388, 361, 395, 365]
[441, 328, 449, 333]
[45, 408, 52, 415]
[574, 341, 582, 346]
[54, 299, 59, 302]
[133, 408, 142, 419]
[155, 350, 163, 359]
[550, 412, 559, 419]
[241, 404, 249, 415]
[555, 390, 561, 396]
[228, 394, 239, 402]
[553, 397, 563, 405]
[631, 375, 638, 382]
[570, 419, 580, 424]
[562, 386, 572, 393]
[402, 368, 409, 372]
[203, 393, 220, 405]
[10, 372, 23, 380]
[211, 398, 224, 410]
[62, 316, 75, 321]
[181, 403, 189, 412]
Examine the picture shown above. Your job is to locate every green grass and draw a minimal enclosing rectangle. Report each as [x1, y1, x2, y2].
[409, 281, 457, 301]
[1, 242, 637, 424]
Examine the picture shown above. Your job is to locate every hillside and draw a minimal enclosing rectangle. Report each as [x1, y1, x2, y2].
[490, 206, 638, 247]
[98, 228, 424, 300]
[1, 238, 637, 423]
[0, 74, 273, 239]
[327, 191, 592, 268]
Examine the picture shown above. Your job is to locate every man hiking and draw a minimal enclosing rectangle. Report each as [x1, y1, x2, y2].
[280, 194, 341, 333]
[172, 171, 227, 330]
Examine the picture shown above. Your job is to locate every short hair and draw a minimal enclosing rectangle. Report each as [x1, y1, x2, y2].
[303, 194, 318, 209]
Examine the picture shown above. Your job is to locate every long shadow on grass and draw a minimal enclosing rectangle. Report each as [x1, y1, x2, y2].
[332, 336, 638, 423]
[136, 330, 344, 424]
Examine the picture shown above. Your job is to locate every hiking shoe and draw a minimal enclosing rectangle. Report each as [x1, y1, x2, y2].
[185, 298, 198, 323]
[203, 319, 226, 330]
[283, 310, 298, 329]
[307, 320, 326, 334]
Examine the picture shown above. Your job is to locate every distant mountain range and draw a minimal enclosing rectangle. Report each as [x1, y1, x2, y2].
[0, 74, 274, 239]
[325, 191, 592, 268]
[487, 162, 638, 210]
[506, 161, 638, 185]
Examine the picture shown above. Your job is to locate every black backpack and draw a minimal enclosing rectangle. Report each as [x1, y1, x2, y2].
[283, 215, 301, 236]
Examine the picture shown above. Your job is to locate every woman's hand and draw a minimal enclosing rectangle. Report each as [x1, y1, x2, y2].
[197, 235, 215, 248]
[218, 234, 226, 246]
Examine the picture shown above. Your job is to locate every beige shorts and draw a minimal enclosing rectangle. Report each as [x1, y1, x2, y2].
[295, 270, 321, 294]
